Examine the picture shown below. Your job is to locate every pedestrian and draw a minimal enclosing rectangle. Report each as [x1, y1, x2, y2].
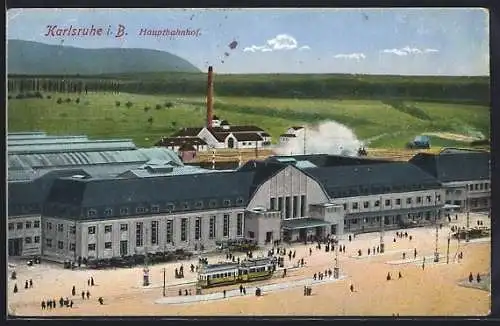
[393, 238, 396, 243]
[373, 246, 376, 254]
[240, 284, 243, 294]
[313, 273, 317, 280]
[185, 289, 188, 296]
[377, 246, 379, 253]
[86, 290, 90, 299]
[25, 280, 29, 289]
[52, 299, 56, 308]
[409, 236, 412, 241]
[59, 297, 64, 308]
[88, 279, 91, 286]
[350, 284, 354, 292]
[398, 271, 402, 279]
[178, 289, 182, 296]
[41, 300, 46, 310]
[368, 248, 371, 255]
[70, 300, 74, 308]
[13, 284, 18, 293]
[402, 252, 406, 260]
[387, 272, 391, 281]
[223, 290, 226, 298]
[414, 248, 417, 259]
[47, 300, 52, 309]
[309, 248, 312, 256]
[477, 273, 481, 283]
[283, 268, 287, 277]
[189, 289, 192, 295]
[81, 291, 85, 300]
[98, 297, 104, 305]
[469, 272, 473, 283]
[91, 277, 94, 286]
[29, 279, 33, 288]
[72, 286, 76, 296]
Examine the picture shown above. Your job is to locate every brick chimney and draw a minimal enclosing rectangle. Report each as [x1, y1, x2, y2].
[206, 66, 214, 129]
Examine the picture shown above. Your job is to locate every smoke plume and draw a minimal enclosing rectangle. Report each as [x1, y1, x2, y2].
[274, 121, 363, 156]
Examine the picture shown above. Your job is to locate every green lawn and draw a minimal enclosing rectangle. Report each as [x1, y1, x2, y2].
[7, 92, 490, 148]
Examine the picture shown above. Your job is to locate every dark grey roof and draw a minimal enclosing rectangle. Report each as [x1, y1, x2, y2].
[8, 136, 89, 146]
[267, 154, 390, 168]
[238, 160, 288, 196]
[409, 151, 490, 183]
[44, 171, 256, 220]
[232, 133, 263, 141]
[8, 169, 93, 216]
[302, 162, 442, 198]
[8, 139, 137, 154]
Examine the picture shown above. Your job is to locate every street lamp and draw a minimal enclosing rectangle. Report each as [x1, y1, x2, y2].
[434, 192, 440, 263]
[379, 196, 385, 254]
[333, 239, 340, 279]
[446, 233, 451, 264]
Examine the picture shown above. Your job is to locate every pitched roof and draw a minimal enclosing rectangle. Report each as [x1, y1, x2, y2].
[302, 162, 442, 198]
[210, 125, 264, 133]
[280, 134, 296, 137]
[232, 133, 263, 141]
[267, 154, 390, 168]
[156, 137, 207, 147]
[44, 171, 256, 220]
[212, 132, 231, 142]
[172, 127, 203, 137]
[409, 151, 490, 182]
[290, 126, 304, 130]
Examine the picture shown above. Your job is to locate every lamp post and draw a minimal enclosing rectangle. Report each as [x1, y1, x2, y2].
[465, 186, 470, 243]
[162, 268, 166, 296]
[379, 196, 385, 254]
[433, 192, 440, 263]
[333, 239, 340, 279]
[446, 234, 451, 264]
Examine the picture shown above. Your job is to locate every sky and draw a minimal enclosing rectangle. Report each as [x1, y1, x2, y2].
[7, 8, 489, 76]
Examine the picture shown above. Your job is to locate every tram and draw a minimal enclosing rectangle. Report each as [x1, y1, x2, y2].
[197, 257, 276, 288]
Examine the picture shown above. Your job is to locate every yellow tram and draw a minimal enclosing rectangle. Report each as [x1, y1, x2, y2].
[197, 257, 276, 288]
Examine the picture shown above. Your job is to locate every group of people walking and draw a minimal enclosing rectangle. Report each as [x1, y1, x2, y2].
[12, 278, 33, 294]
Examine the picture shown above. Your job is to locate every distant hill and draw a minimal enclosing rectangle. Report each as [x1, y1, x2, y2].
[7, 39, 201, 75]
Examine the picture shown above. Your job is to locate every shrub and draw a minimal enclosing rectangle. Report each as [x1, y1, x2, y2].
[125, 101, 133, 108]
[34, 91, 43, 99]
[147, 116, 154, 124]
[155, 104, 162, 110]
[65, 98, 72, 103]
[115, 101, 121, 107]
[75, 98, 80, 104]
[144, 106, 150, 112]
[46, 95, 52, 99]
[165, 101, 174, 108]
[56, 98, 63, 104]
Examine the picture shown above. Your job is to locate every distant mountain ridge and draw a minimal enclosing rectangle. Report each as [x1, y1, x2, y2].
[7, 39, 201, 75]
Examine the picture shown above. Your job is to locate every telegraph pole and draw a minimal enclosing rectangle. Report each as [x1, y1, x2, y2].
[465, 186, 470, 243]
[434, 204, 439, 262]
[162, 268, 166, 296]
[446, 234, 451, 264]
[379, 196, 385, 253]
[333, 239, 340, 279]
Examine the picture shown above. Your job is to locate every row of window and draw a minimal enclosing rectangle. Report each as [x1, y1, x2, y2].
[468, 182, 490, 192]
[86, 198, 246, 217]
[270, 195, 306, 219]
[8, 220, 40, 231]
[45, 239, 76, 251]
[85, 215, 244, 248]
[24, 236, 40, 244]
[343, 195, 441, 211]
[45, 223, 76, 234]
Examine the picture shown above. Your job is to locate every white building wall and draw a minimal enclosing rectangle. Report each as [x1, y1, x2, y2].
[44, 208, 246, 260]
[8, 215, 42, 256]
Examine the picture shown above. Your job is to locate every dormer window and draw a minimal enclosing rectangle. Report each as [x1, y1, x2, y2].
[236, 197, 244, 205]
[87, 209, 97, 217]
[209, 200, 217, 208]
[166, 203, 175, 212]
[120, 208, 129, 216]
[151, 205, 160, 213]
[183, 202, 190, 210]
[104, 208, 113, 216]
[223, 199, 231, 207]
[136, 207, 146, 214]
[195, 201, 204, 209]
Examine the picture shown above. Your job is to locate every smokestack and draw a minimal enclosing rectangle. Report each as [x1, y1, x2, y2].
[206, 66, 214, 129]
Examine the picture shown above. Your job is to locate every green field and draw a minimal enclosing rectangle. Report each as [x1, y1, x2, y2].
[7, 91, 490, 149]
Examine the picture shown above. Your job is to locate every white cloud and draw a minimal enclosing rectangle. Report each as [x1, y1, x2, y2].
[333, 53, 366, 61]
[266, 34, 298, 50]
[381, 46, 439, 56]
[243, 34, 309, 53]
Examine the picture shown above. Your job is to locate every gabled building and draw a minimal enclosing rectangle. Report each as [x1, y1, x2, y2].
[169, 123, 271, 149]
[279, 126, 304, 144]
[409, 148, 490, 212]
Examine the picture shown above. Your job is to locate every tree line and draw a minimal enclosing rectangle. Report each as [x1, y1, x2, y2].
[7, 78, 121, 94]
[7, 75, 489, 105]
